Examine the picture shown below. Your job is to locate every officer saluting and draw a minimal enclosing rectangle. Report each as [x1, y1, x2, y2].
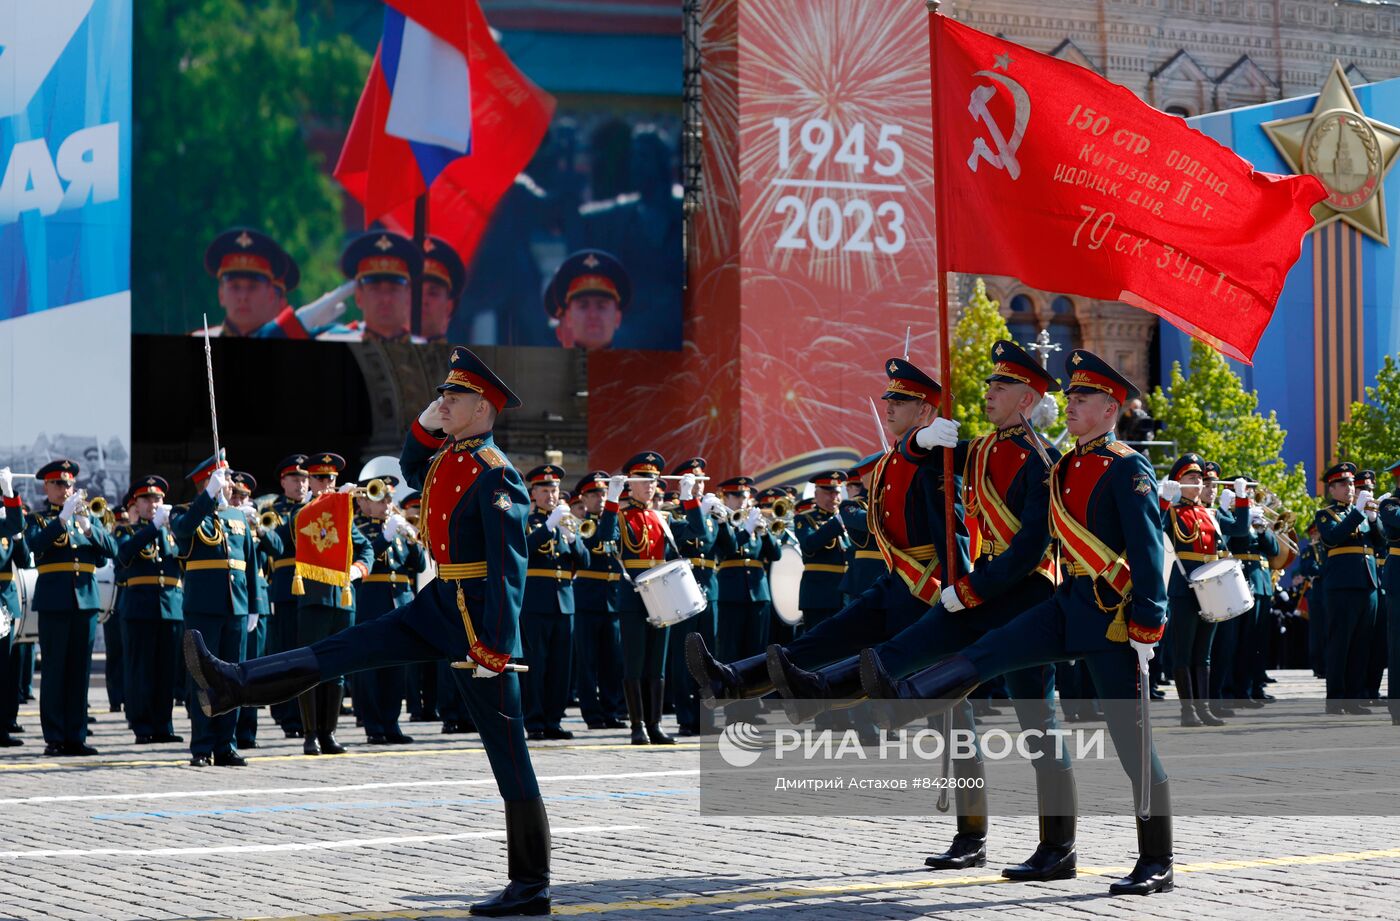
[173, 454, 259, 767]
[0, 460, 118, 756]
[861, 350, 1174, 897]
[114, 476, 185, 745]
[521, 464, 588, 741]
[186, 346, 551, 917]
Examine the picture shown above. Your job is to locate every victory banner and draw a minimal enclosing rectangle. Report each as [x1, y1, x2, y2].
[931, 15, 1326, 363]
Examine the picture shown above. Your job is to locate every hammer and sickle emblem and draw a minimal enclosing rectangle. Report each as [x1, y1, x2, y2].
[967, 70, 1031, 180]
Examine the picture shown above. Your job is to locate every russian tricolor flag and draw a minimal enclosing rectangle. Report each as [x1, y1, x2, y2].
[334, 0, 555, 264]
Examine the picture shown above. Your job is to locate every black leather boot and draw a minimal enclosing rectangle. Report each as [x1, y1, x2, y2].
[1003, 766, 1077, 881]
[1192, 667, 1224, 726]
[1174, 668, 1202, 727]
[469, 797, 551, 916]
[185, 630, 321, 717]
[319, 684, 348, 754]
[299, 691, 320, 756]
[861, 651, 980, 730]
[925, 755, 988, 869]
[623, 680, 647, 745]
[686, 633, 772, 708]
[1108, 780, 1174, 895]
[768, 648, 864, 725]
[644, 680, 675, 745]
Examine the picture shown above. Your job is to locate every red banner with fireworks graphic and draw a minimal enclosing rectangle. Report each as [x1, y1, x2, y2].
[589, 0, 938, 485]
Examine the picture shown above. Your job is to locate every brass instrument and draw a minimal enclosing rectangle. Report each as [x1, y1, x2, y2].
[771, 497, 794, 519]
[260, 509, 284, 530]
[350, 478, 391, 502]
[556, 511, 597, 540]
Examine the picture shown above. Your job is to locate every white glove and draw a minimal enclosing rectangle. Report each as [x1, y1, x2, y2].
[247, 611, 260, 633]
[606, 475, 626, 504]
[338, 482, 357, 495]
[295, 279, 354, 330]
[1233, 477, 1249, 499]
[383, 513, 406, 541]
[940, 584, 965, 613]
[0, 467, 12, 498]
[1357, 489, 1374, 509]
[1367, 507, 1378, 523]
[1218, 488, 1237, 508]
[837, 483, 849, 502]
[1250, 507, 1266, 527]
[59, 492, 83, 523]
[678, 474, 697, 501]
[241, 504, 258, 527]
[545, 505, 568, 532]
[743, 506, 762, 535]
[152, 505, 171, 529]
[205, 466, 229, 499]
[701, 494, 725, 518]
[1130, 639, 1156, 671]
[349, 564, 364, 582]
[417, 398, 444, 431]
[75, 515, 92, 535]
[914, 417, 960, 450]
[1278, 590, 1290, 603]
[1159, 480, 1181, 504]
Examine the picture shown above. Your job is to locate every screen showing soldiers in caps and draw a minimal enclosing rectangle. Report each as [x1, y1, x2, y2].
[131, 12, 685, 354]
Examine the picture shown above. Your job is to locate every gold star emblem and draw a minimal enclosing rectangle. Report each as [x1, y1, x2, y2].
[1263, 60, 1400, 245]
[374, 235, 394, 251]
[994, 343, 1004, 356]
[147, 478, 156, 485]
[451, 347, 465, 364]
[1070, 353, 1082, 366]
[322, 455, 333, 464]
[235, 231, 254, 248]
[888, 361, 898, 374]
[61, 461, 71, 469]
[583, 253, 600, 269]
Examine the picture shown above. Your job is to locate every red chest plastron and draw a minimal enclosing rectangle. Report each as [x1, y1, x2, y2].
[623, 506, 666, 558]
[1059, 451, 1114, 524]
[421, 448, 484, 565]
[873, 451, 917, 550]
[1174, 504, 1218, 554]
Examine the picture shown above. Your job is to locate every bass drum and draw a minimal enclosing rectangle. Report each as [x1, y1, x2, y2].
[771, 544, 804, 627]
[12, 568, 38, 644]
[96, 563, 117, 624]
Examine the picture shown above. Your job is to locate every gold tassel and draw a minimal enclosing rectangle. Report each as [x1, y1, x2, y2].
[292, 572, 305, 596]
[341, 584, 352, 606]
[1104, 606, 1128, 643]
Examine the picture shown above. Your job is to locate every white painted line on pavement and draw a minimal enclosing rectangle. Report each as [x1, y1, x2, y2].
[0, 824, 642, 859]
[0, 769, 700, 807]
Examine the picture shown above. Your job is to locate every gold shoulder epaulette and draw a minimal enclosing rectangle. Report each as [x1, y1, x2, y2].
[1107, 441, 1137, 458]
[477, 446, 507, 469]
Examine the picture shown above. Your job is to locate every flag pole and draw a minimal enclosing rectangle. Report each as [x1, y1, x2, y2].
[410, 193, 428, 339]
[926, 0, 958, 592]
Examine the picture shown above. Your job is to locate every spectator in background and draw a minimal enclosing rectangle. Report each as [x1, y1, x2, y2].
[1118, 398, 1159, 443]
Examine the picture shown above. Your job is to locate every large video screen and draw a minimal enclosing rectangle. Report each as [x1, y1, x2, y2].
[131, 1, 683, 352]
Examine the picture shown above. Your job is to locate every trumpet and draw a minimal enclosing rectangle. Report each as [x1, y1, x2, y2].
[73, 491, 107, 519]
[259, 509, 284, 530]
[350, 478, 392, 502]
[556, 510, 597, 540]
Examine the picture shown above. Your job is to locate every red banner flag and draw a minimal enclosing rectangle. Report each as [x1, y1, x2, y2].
[931, 15, 1326, 363]
[292, 492, 356, 603]
[334, 0, 555, 265]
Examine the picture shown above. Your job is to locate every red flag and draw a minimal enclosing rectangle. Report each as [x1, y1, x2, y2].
[334, 0, 555, 265]
[931, 15, 1325, 363]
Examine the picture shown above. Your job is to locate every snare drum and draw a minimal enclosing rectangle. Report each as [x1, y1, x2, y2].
[634, 559, 708, 628]
[1188, 558, 1252, 623]
[770, 545, 804, 627]
[12, 568, 38, 644]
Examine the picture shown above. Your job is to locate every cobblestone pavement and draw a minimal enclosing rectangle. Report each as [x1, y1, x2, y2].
[0, 669, 1396, 920]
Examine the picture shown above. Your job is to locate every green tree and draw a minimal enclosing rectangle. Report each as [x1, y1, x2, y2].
[1335, 354, 1400, 476]
[949, 278, 1012, 438]
[949, 278, 1066, 441]
[1147, 339, 1313, 515]
[134, 0, 371, 333]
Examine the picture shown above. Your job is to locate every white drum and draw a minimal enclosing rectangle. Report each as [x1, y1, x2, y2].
[12, 568, 38, 644]
[96, 563, 117, 624]
[1188, 558, 1252, 623]
[771, 545, 804, 626]
[634, 559, 707, 628]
